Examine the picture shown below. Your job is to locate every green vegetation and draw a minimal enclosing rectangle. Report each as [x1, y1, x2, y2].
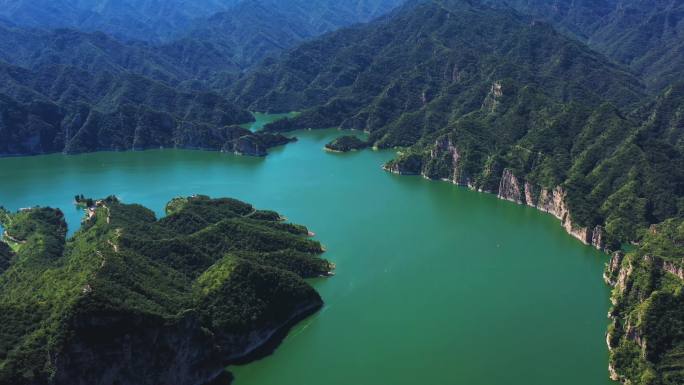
[0, 242, 13, 274]
[482, 0, 684, 92]
[0, 0, 403, 66]
[236, 0, 683, 250]
[0, 58, 255, 156]
[325, 135, 369, 152]
[606, 219, 684, 385]
[0, 195, 332, 385]
[234, 3, 684, 382]
[0, 1, 405, 157]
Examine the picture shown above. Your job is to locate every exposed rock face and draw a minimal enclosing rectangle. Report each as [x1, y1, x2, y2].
[524, 181, 536, 207]
[482, 81, 504, 112]
[615, 258, 633, 296]
[608, 362, 620, 381]
[496, 169, 603, 249]
[383, 152, 424, 175]
[604, 251, 625, 287]
[387, 149, 607, 250]
[231, 135, 268, 157]
[663, 259, 684, 280]
[591, 226, 605, 250]
[497, 169, 523, 204]
[426, 137, 470, 185]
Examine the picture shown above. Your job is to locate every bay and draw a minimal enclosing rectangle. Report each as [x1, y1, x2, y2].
[0, 127, 614, 385]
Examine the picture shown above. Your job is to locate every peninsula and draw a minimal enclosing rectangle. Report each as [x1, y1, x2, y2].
[0, 195, 333, 385]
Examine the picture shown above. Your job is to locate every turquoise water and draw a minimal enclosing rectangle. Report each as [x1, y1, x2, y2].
[0, 128, 614, 385]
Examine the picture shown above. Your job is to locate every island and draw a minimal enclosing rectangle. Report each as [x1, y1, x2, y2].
[324, 135, 369, 152]
[0, 195, 334, 385]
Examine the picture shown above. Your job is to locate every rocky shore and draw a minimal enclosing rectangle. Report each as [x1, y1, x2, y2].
[384, 136, 605, 250]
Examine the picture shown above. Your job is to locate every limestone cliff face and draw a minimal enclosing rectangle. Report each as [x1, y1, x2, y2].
[386, 146, 606, 250]
[603, 251, 625, 287]
[497, 169, 524, 203]
[496, 169, 604, 249]
[603, 251, 637, 384]
[482, 81, 503, 113]
[663, 259, 684, 280]
[424, 137, 470, 185]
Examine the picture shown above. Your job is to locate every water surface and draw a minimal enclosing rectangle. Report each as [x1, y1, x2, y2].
[0, 128, 614, 385]
[241, 112, 299, 131]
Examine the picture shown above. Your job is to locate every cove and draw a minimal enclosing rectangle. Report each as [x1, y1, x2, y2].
[0, 128, 615, 385]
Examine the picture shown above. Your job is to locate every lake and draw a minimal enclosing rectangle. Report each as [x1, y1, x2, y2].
[0, 127, 614, 385]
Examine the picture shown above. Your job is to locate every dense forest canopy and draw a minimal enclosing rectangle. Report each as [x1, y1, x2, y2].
[0, 0, 405, 156]
[0, 1, 682, 384]
[0, 196, 333, 384]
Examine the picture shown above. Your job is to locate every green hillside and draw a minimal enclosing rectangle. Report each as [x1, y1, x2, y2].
[0, 195, 333, 385]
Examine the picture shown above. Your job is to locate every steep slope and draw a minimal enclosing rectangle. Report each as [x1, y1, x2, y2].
[482, 0, 684, 91]
[232, 0, 682, 249]
[0, 1, 406, 157]
[0, 195, 333, 385]
[604, 219, 684, 385]
[233, 0, 643, 119]
[164, 0, 405, 81]
[231, 3, 683, 383]
[0, 24, 194, 86]
[0, 59, 295, 156]
[589, 0, 684, 91]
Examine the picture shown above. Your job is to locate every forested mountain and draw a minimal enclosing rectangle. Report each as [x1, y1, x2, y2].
[232, 0, 681, 248]
[0, 0, 403, 82]
[0, 24, 194, 85]
[160, 0, 405, 79]
[0, 0, 404, 47]
[0, 0, 240, 42]
[0, 0, 405, 156]
[0, 195, 333, 385]
[0, 1, 682, 384]
[235, 2, 683, 383]
[482, 0, 684, 91]
[0, 58, 273, 156]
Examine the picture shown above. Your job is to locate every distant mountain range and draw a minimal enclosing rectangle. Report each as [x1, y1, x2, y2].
[0, 0, 404, 45]
[0, 0, 241, 42]
[482, 0, 684, 91]
[0, 0, 405, 156]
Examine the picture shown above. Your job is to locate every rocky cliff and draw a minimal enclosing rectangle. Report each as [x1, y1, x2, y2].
[386, 137, 607, 250]
[496, 168, 605, 249]
[602, 220, 683, 385]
